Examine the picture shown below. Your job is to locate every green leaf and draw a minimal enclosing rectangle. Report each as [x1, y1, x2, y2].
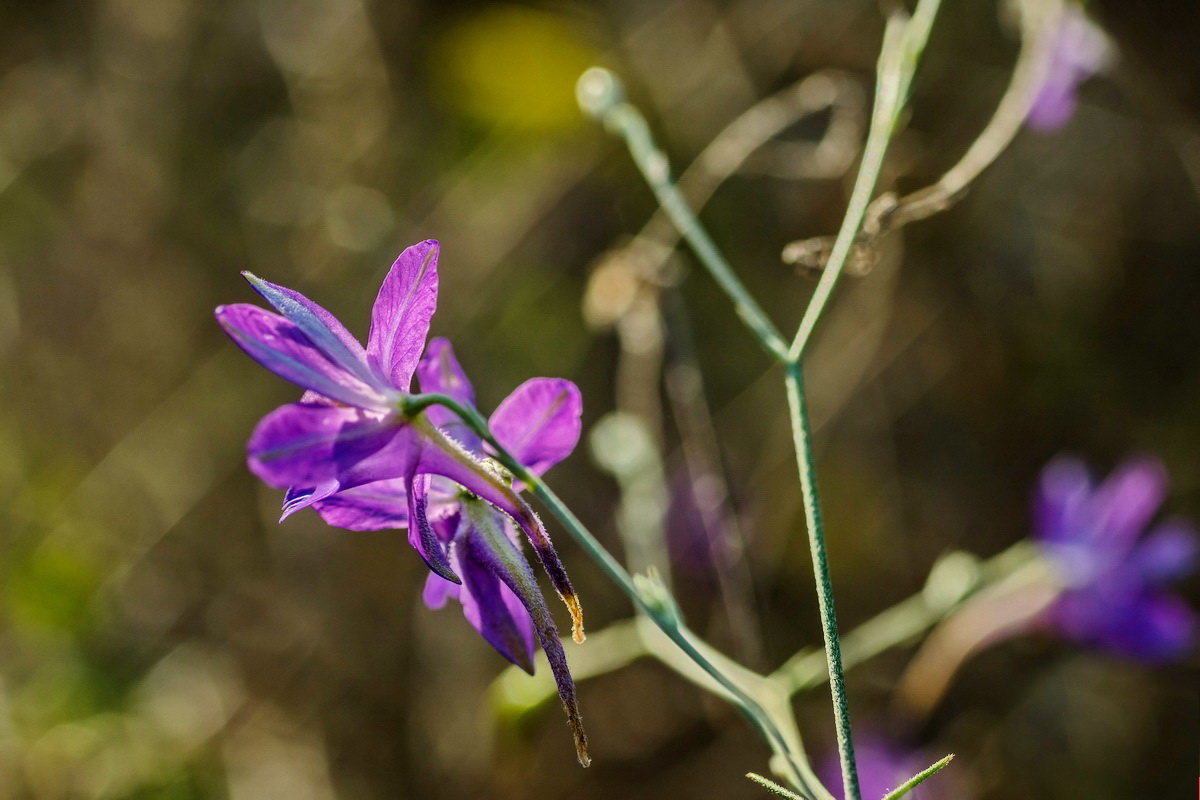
[746, 772, 809, 800]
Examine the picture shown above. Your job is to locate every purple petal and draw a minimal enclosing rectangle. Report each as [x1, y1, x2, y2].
[1033, 456, 1093, 544]
[415, 337, 482, 451]
[417, 425, 584, 642]
[1027, 86, 1075, 131]
[246, 402, 410, 489]
[312, 479, 409, 530]
[1027, 6, 1110, 132]
[241, 272, 380, 390]
[216, 304, 387, 409]
[280, 480, 340, 521]
[488, 378, 582, 475]
[423, 569, 461, 609]
[367, 240, 439, 391]
[1052, 583, 1196, 662]
[407, 472, 459, 582]
[1133, 520, 1199, 583]
[1121, 591, 1195, 661]
[416, 337, 476, 405]
[458, 527, 537, 673]
[1090, 457, 1168, 549]
[416, 427, 525, 520]
[1028, 85, 1079, 131]
[463, 503, 587, 765]
[818, 734, 939, 800]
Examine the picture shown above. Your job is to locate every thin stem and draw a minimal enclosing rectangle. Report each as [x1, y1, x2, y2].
[528, 470, 816, 796]
[748, 772, 807, 799]
[401, 392, 825, 798]
[881, 754, 955, 800]
[784, 362, 859, 800]
[577, 68, 791, 362]
[783, 0, 1059, 274]
[790, 2, 940, 360]
[872, 0, 1061, 232]
[782, 5, 944, 797]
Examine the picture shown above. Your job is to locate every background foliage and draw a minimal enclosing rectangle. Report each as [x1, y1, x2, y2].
[0, 0, 1196, 797]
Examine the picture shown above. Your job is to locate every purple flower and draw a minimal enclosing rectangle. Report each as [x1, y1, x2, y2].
[1034, 456, 1198, 661]
[216, 241, 589, 763]
[818, 733, 962, 800]
[1027, 4, 1111, 131]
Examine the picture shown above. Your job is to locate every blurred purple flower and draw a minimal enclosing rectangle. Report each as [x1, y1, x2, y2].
[1027, 4, 1111, 131]
[1034, 456, 1197, 661]
[818, 733, 961, 800]
[216, 241, 589, 763]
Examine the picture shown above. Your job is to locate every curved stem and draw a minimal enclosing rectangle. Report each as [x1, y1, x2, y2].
[402, 392, 827, 799]
[577, 69, 791, 362]
[789, 1, 941, 361]
[872, 0, 1062, 231]
[782, 0, 1060, 275]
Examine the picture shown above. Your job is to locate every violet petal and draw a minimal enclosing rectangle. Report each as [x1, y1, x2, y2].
[423, 570, 461, 609]
[407, 472, 459, 583]
[312, 479, 410, 531]
[1133, 520, 1199, 583]
[280, 480, 340, 522]
[246, 402, 404, 489]
[216, 304, 386, 409]
[367, 240, 439, 391]
[415, 337, 482, 451]
[459, 526, 537, 673]
[1033, 456, 1092, 544]
[1090, 457, 1168, 550]
[241, 272, 380, 390]
[489, 378, 583, 475]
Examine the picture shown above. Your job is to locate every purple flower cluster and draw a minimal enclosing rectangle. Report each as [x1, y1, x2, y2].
[1034, 456, 1197, 661]
[216, 240, 589, 764]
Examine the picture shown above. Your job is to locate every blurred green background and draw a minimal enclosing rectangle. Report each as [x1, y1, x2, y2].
[0, 0, 1196, 797]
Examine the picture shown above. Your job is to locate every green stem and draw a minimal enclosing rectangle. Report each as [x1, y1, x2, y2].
[401, 392, 824, 798]
[577, 68, 790, 363]
[784, 362, 859, 800]
[781, 6, 944, 797]
[789, 1, 942, 361]
[881, 754, 955, 800]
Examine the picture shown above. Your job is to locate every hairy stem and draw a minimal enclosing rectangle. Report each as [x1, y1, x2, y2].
[784, 362, 859, 800]
[882, 754, 955, 800]
[783, 6, 944, 798]
[403, 392, 828, 798]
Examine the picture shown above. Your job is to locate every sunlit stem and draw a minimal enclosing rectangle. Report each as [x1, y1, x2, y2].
[872, 0, 1063, 234]
[881, 754, 955, 800]
[576, 67, 791, 363]
[783, 6, 944, 799]
[401, 392, 828, 799]
[789, 0, 942, 362]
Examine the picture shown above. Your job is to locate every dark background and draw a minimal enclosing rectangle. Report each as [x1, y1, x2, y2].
[0, 0, 1196, 797]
